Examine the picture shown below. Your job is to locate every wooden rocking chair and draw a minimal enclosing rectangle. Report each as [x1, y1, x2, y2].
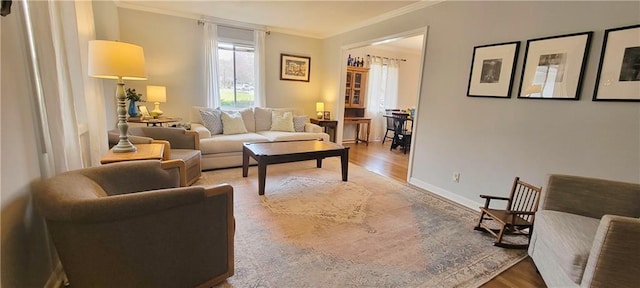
[474, 177, 542, 249]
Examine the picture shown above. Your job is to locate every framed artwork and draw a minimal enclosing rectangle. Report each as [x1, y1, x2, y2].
[593, 24, 640, 101]
[323, 111, 330, 120]
[517, 31, 593, 100]
[138, 105, 150, 118]
[280, 54, 311, 82]
[467, 41, 520, 98]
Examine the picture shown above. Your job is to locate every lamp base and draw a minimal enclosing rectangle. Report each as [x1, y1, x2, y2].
[316, 111, 324, 119]
[151, 102, 164, 117]
[112, 141, 137, 153]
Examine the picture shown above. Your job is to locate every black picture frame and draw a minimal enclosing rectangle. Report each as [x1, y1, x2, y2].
[517, 31, 593, 100]
[467, 41, 520, 98]
[280, 54, 311, 82]
[593, 24, 640, 102]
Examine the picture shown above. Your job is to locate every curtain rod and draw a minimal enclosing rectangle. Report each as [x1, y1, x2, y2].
[197, 18, 270, 35]
[367, 54, 407, 62]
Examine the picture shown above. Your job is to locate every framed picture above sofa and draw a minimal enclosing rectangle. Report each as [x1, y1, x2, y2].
[280, 54, 311, 82]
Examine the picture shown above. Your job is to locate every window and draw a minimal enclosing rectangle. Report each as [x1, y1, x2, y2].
[218, 42, 255, 108]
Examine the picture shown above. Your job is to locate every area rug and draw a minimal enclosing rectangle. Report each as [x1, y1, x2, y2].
[196, 158, 527, 287]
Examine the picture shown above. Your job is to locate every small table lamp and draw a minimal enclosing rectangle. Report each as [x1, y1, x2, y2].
[88, 40, 146, 153]
[147, 85, 166, 116]
[316, 102, 324, 119]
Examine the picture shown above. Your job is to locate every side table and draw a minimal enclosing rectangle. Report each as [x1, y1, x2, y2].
[310, 118, 338, 142]
[100, 143, 165, 164]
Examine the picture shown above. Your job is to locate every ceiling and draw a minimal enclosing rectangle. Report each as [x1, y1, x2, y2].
[118, 1, 440, 39]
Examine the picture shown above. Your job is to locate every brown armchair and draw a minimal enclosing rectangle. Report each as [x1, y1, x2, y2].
[33, 160, 234, 288]
[108, 127, 202, 186]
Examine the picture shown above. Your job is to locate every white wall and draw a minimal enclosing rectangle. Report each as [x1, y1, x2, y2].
[116, 8, 324, 120]
[323, 1, 640, 208]
[1, 4, 54, 286]
[265, 32, 324, 115]
[92, 0, 120, 130]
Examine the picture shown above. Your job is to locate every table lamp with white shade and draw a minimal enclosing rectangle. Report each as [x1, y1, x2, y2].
[88, 40, 146, 153]
[146, 85, 166, 117]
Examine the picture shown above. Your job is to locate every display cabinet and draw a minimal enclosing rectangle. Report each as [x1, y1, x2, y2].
[345, 66, 369, 108]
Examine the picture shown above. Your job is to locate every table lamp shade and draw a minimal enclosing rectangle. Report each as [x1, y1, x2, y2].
[146, 85, 167, 103]
[88, 40, 146, 80]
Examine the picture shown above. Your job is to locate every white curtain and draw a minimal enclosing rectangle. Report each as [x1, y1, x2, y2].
[203, 22, 220, 108]
[21, 0, 105, 175]
[384, 59, 399, 110]
[366, 56, 400, 142]
[254, 30, 266, 107]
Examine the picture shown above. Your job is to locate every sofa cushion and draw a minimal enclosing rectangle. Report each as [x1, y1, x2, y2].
[257, 131, 329, 142]
[271, 111, 295, 132]
[293, 115, 308, 132]
[534, 210, 600, 284]
[200, 108, 223, 135]
[254, 107, 273, 132]
[238, 107, 256, 132]
[221, 111, 248, 135]
[199, 133, 269, 154]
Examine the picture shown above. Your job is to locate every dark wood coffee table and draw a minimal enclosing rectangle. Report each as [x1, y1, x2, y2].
[242, 140, 349, 195]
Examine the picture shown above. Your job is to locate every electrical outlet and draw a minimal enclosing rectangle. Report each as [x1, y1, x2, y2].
[452, 172, 461, 183]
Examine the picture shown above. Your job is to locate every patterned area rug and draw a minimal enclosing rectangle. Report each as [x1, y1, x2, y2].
[197, 158, 526, 287]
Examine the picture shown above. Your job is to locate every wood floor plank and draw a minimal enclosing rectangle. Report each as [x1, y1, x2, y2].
[344, 141, 546, 288]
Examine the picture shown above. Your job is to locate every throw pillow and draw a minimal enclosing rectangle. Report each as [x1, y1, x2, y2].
[293, 115, 308, 132]
[221, 111, 248, 135]
[270, 111, 295, 132]
[199, 108, 223, 135]
[254, 107, 273, 131]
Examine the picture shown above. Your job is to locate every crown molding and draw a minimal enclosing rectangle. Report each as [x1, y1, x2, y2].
[325, 0, 444, 38]
[115, 1, 266, 32]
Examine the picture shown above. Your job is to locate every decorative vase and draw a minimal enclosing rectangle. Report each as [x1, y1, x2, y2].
[128, 100, 139, 117]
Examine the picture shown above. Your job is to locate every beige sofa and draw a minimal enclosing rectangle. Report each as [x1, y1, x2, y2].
[190, 106, 330, 170]
[528, 174, 640, 287]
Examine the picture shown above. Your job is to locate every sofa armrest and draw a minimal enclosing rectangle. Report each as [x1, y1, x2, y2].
[305, 122, 322, 133]
[581, 215, 640, 287]
[191, 123, 212, 139]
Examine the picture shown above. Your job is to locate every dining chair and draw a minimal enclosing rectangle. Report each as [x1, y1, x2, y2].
[389, 112, 412, 154]
[383, 109, 401, 144]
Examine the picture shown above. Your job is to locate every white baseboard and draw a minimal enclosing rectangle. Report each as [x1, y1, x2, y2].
[45, 260, 66, 288]
[408, 177, 482, 211]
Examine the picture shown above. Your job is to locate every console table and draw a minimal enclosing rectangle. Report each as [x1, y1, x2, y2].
[344, 117, 371, 145]
[128, 117, 182, 127]
[310, 118, 338, 142]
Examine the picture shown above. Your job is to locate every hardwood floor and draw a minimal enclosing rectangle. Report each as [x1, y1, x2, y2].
[344, 141, 546, 288]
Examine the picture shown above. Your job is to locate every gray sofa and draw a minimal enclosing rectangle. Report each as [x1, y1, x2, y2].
[528, 174, 640, 287]
[190, 106, 329, 170]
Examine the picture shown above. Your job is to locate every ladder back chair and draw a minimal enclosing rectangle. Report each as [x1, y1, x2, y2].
[382, 109, 401, 144]
[474, 176, 542, 249]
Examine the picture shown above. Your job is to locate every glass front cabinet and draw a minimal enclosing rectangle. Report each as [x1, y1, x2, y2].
[345, 67, 369, 108]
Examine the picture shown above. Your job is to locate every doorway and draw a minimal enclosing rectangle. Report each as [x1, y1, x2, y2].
[337, 27, 428, 182]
